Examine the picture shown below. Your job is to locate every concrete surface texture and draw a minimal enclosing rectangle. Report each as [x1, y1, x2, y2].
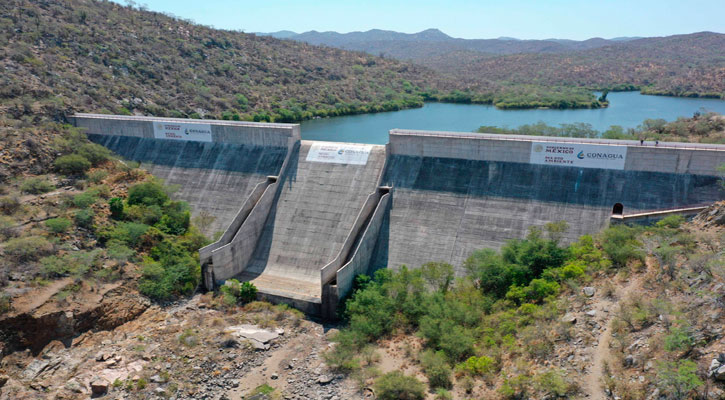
[88, 134, 286, 235]
[239, 141, 386, 300]
[370, 154, 723, 276]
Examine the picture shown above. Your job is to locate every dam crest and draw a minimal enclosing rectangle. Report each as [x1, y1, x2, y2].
[71, 114, 725, 317]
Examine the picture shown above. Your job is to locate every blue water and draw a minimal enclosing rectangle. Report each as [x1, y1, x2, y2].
[300, 91, 725, 144]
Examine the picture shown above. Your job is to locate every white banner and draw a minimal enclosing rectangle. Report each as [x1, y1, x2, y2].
[530, 142, 627, 170]
[306, 143, 373, 165]
[153, 122, 212, 142]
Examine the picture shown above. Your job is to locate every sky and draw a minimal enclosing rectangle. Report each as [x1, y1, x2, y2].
[116, 0, 724, 40]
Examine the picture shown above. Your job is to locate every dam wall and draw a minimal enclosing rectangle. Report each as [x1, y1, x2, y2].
[373, 130, 725, 275]
[75, 113, 725, 317]
[74, 114, 299, 236]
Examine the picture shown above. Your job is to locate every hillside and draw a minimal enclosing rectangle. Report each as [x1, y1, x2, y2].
[422, 32, 725, 99]
[0, 0, 475, 123]
[274, 29, 725, 100]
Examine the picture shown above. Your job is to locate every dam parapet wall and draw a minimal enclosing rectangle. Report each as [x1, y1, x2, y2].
[389, 129, 725, 176]
[71, 113, 300, 147]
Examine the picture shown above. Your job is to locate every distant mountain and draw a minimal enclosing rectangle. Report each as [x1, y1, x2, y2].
[431, 32, 725, 99]
[281, 29, 632, 57]
[256, 30, 298, 39]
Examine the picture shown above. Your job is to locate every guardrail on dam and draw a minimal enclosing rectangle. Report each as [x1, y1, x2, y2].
[72, 115, 725, 317]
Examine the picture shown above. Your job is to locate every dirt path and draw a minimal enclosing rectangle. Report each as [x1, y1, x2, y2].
[583, 276, 642, 400]
[10, 278, 72, 314]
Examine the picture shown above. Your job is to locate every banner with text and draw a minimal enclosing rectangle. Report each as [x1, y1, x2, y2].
[306, 143, 373, 165]
[530, 142, 627, 170]
[153, 122, 213, 142]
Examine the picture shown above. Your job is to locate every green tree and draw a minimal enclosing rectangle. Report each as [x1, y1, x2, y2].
[373, 372, 425, 400]
[656, 360, 703, 400]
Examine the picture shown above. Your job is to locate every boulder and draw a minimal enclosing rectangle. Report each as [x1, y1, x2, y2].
[90, 379, 109, 395]
[582, 287, 596, 297]
[0, 374, 8, 387]
[561, 313, 577, 324]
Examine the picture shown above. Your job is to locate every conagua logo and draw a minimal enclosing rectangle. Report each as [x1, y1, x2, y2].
[338, 149, 345, 155]
[577, 151, 585, 159]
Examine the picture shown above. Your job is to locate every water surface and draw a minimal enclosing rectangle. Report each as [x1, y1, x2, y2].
[300, 92, 725, 144]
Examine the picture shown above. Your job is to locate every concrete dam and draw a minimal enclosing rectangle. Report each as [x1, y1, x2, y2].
[72, 114, 725, 316]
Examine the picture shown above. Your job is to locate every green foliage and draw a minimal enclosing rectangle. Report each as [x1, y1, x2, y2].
[3, 235, 53, 261]
[535, 369, 573, 397]
[0, 195, 21, 215]
[106, 239, 135, 263]
[41, 249, 102, 278]
[87, 169, 108, 184]
[54, 154, 91, 175]
[506, 279, 560, 305]
[420, 350, 452, 389]
[74, 208, 95, 229]
[159, 201, 190, 235]
[72, 191, 98, 208]
[373, 371, 425, 400]
[76, 142, 112, 166]
[45, 217, 72, 234]
[20, 177, 55, 194]
[0, 294, 11, 315]
[656, 215, 686, 229]
[138, 238, 200, 300]
[101, 222, 149, 247]
[663, 324, 695, 352]
[456, 355, 496, 376]
[220, 279, 258, 304]
[656, 360, 703, 400]
[127, 181, 169, 207]
[599, 225, 643, 267]
[109, 197, 124, 220]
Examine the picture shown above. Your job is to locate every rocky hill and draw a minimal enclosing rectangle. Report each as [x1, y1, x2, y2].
[0, 0, 474, 123]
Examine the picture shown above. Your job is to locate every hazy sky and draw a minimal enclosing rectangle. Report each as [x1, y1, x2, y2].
[116, 0, 724, 40]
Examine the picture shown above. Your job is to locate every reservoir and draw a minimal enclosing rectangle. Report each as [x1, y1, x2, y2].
[300, 91, 725, 144]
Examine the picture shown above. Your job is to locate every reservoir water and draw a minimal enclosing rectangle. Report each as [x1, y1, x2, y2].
[300, 91, 725, 144]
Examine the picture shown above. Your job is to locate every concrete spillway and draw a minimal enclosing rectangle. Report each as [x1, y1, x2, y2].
[73, 115, 725, 317]
[88, 134, 287, 235]
[240, 141, 385, 303]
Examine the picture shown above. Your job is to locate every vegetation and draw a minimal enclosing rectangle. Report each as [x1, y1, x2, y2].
[20, 176, 55, 194]
[373, 371, 425, 400]
[220, 279, 258, 305]
[477, 112, 725, 143]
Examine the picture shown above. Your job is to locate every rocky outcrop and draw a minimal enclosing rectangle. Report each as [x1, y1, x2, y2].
[0, 284, 149, 354]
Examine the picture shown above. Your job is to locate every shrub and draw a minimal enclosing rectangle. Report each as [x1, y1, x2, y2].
[0, 216, 14, 239]
[73, 191, 98, 208]
[0, 294, 11, 315]
[107, 239, 135, 263]
[535, 369, 574, 397]
[656, 215, 685, 229]
[102, 222, 150, 247]
[220, 279, 258, 304]
[76, 143, 112, 166]
[109, 197, 124, 220]
[55, 154, 91, 175]
[74, 208, 95, 229]
[138, 238, 200, 300]
[420, 350, 452, 389]
[0, 195, 21, 215]
[41, 250, 102, 278]
[45, 217, 72, 234]
[663, 324, 695, 352]
[87, 169, 108, 184]
[600, 225, 643, 267]
[127, 181, 169, 207]
[20, 177, 55, 194]
[457, 355, 496, 376]
[656, 360, 703, 400]
[373, 371, 425, 400]
[159, 201, 190, 235]
[3, 236, 53, 261]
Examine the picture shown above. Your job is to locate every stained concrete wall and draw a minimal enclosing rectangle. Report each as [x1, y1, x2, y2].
[373, 131, 725, 276]
[336, 192, 391, 299]
[209, 181, 280, 284]
[199, 179, 270, 266]
[390, 129, 725, 176]
[72, 114, 300, 147]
